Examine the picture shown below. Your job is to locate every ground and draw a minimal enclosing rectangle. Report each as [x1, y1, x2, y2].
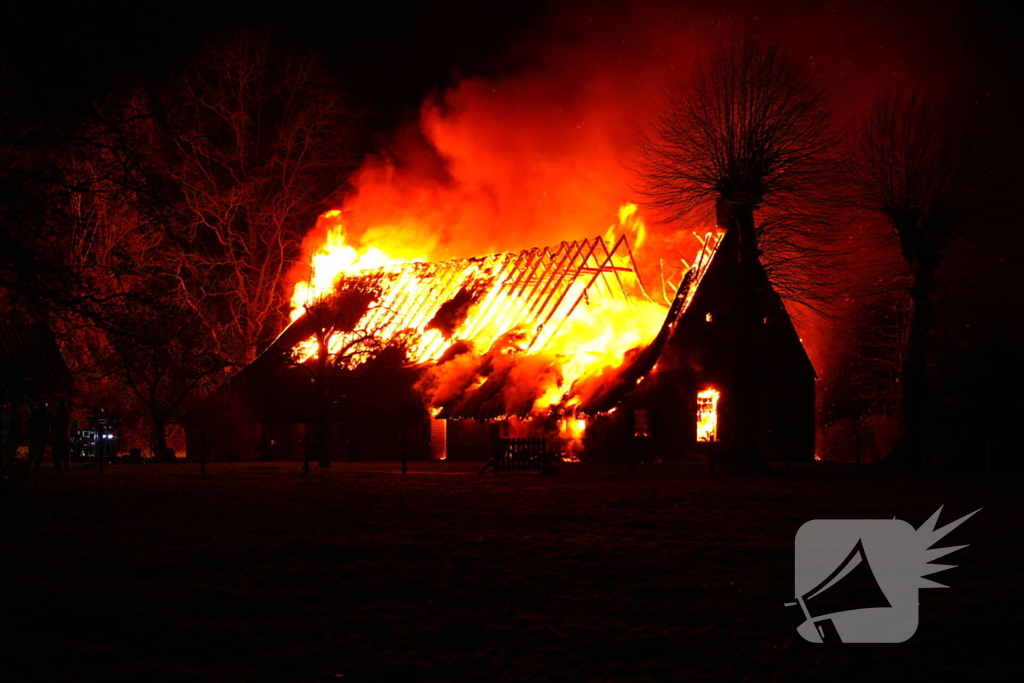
[1, 461, 1020, 681]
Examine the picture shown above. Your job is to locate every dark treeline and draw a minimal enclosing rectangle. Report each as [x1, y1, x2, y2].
[1, 30, 362, 456]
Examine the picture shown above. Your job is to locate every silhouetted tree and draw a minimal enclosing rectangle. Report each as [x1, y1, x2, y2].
[102, 298, 230, 459]
[165, 30, 359, 365]
[845, 291, 908, 419]
[821, 289, 909, 462]
[638, 36, 837, 468]
[0, 75, 87, 319]
[846, 94, 984, 470]
[4, 31, 361, 457]
[293, 283, 391, 471]
[45, 95, 230, 456]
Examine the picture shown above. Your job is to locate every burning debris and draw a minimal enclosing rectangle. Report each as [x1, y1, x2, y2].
[186, 204, 815, 465]
[184, 215, 815, 464]
[281, 206, 725, 455]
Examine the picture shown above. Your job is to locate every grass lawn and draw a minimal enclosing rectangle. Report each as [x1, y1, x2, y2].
[2, 460, 1019, 681]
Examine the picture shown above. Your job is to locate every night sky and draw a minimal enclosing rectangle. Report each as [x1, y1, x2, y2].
[2, 0, 547, 131]
[3, 1, 1019, 130]
[3, 0, 1022, 339]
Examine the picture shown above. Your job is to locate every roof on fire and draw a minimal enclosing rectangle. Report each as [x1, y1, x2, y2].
[269, 232, 721, 421]
[279, 233, 654, 365]
[191, 227, 817, 425]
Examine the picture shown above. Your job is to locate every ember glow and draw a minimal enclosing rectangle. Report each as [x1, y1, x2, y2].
[279, 26, 732, 430]
[289, 210, 428, 322]
[286, 203, 722, 424]
[559, 416, 587, 462]
[696, 388, 720, 442]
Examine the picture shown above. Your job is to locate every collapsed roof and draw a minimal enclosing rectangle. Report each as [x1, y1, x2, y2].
[272, 232, 721, 421]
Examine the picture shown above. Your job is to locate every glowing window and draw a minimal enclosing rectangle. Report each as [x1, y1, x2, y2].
[634, 409, 650, 438]
[696, 388, 720, 442]
[705, 312, 713, 323]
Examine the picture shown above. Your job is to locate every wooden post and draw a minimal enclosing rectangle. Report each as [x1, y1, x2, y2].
[303, 429, 310, 476]
[199, 426, 207, 474]
[855, 431, 861, 471]
[401, 431, 408, 475]
[225, 383, 233, 461]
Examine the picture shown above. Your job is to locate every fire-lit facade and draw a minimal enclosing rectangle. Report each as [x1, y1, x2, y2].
[184, 221, 815, 465]
[572, 227, 817, 464]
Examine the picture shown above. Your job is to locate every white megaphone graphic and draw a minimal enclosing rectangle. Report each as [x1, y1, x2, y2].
[789, 507, 980, 643]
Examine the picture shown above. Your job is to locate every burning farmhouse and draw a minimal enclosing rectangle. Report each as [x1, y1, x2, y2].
[184, 208, 815, 465]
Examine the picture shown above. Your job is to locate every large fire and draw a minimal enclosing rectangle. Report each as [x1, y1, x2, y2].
[264, 1, 929, 463]
[288, 209, 426, 323]
[286, 203, 721, 431]
[277, 21, 731, 450]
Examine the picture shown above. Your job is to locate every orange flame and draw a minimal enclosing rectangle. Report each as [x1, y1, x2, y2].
[696, 387, 720, 442]
[558, 416, 587, 462]
[289, 210, 427, 322]
[285, 201, 720, 433]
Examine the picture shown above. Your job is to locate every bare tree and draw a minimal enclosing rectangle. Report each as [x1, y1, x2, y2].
[165, 30, 359, 365]
[6, 33, 360, 458]
[818, 288, 910, 462]
[292, 283, 396, 471]
[845, 291, 910, 418]
[637, 36, 837, 468]
[41, 95, 231, 457]
[2, 80, 177, 456]
[1, 78, 104, 320]
[109, 301, 229, 458]
[846, 94, 984, 470]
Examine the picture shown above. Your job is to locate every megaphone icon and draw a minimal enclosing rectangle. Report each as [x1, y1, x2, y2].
[793, 538, 892, 642]
[792, 508, 979, 643]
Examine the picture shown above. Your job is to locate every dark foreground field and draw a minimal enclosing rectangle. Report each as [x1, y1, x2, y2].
[2, 460, 1020, 681]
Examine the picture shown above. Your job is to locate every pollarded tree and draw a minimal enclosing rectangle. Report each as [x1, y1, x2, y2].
[846, 94, 984, 470]
[637, 35, 837, 468]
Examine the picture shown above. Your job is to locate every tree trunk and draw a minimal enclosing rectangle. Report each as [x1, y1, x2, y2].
[316, 336, 331, 468]
[890, 263, 936, 471]
[719, 199, 768, 470]
[734, 207, 767, 470]
[317, 416, 330, 468]
[302, 423, 310, 475]
[153, 418, 169, 461]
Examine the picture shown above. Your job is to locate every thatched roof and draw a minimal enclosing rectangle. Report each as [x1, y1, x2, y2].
[217, 232, 727, 423]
